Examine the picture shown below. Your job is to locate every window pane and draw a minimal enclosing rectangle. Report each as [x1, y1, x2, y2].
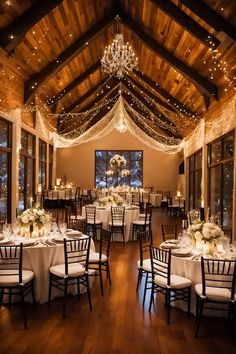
[195, 151, 202, 170]
[0, 120, 9, 148]
[18, 156, 25, 210]
[27, 134, 34, 156]
[20, 130, 27, 155]
[189, 173, 194, 210]
[26, 158, 34, 201]
[210, 165, 221, 216]
[223, 134, 234, 160]
[222, 162, 233, 231]
[194, 170, 202, 209]
[130, 151, 142, 160]
[211, 141, 221, 163]
[130, 160, 142, 187]
[0, 152, 8, 214]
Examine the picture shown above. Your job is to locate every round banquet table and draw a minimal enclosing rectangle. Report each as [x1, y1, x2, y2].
[3, 234, 95, 304]
[82, 205, 140, 242]
[159, 241, 234, 316]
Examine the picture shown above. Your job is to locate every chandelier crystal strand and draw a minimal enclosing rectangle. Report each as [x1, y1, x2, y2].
[101, 17, 138, 78]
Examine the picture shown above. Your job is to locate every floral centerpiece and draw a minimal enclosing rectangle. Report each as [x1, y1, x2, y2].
[120, 169, 130, 177]
[110, 154, 126, 168]
[99, 193, 124, 206]
[187, 220, 224, 254]
[18, 206, 51, 237]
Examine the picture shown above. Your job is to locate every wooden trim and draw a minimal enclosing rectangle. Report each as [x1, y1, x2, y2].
[120, 12, 219, 100]
[0, 0, 64, 54]
[24, 12, 116, 103]
[151, 0, 220, 48]
[179, 0, 236, 41]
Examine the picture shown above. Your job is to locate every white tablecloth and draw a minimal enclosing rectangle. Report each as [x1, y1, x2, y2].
[82, 206, 140, 242]
[97, 192, 162, 207]
[10, 235, 95, 304]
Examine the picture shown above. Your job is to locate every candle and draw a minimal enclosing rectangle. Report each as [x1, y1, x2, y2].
[56, 178, 61, 186]
[30, 197, 33, 208]
[203, 243, 209, 255]
[177, 190, 181, 198]
[37, 184, 42, 194]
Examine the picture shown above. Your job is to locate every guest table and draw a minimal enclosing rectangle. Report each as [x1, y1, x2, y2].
[1, 234, 95, 304]
[82, 205, 140, 242]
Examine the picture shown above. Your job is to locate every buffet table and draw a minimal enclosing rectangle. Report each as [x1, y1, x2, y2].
[1, 234, 95, 304]
[82, 205, 140, 242]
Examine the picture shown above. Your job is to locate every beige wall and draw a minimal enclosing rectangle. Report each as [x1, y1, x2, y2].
[56, 130, 180, 193]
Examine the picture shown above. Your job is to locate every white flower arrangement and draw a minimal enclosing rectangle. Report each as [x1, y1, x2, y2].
[18, 207, 51, 227]
[110, 154, 126, 168]
[120, 169, 130, 177]
[187, 220, 224, 243]
[99, 193, 124, 206]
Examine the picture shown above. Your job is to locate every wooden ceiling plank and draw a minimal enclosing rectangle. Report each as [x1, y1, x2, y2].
[119, 12, 219, 100]
[179, 0, 236, 41]
[133, 69, 197, 117]
[48, 60, 101, 106]
[150, 0, 220, 48]
[64, 76, 110, 113]
[24, 11, 116, 103]
[122, 79, 182, 139]
[0, 0, 64, 54]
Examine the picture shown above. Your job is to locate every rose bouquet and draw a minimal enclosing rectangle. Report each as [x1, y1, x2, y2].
[110, 154, 126, 168]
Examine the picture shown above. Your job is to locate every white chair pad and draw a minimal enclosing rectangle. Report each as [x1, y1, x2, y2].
[154, 274, 192, 289]
[139, 213, 145, 219]
[195, 284, 232, 302]
[50, 263, 85, 278]
[89, 252, 107, 263]
[87, 219, 102, 225]
[137, 258, 152, 272]
[133, 220, 150, 225]
[70, 215, 86, 220]
[0, 269, 34, 287]
[108, 221, 126, 227]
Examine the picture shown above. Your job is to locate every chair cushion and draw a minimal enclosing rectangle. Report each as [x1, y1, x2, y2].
[0, 269, 34, 287]
[133, 220, 150, 225]
[70, 215, 86, 220]
[87, 219, 102, 225]
[195, 284, 232, 302]
[108, 221, 126, 227]
[50, 263, 85, 278]
[154, 274, 192, 289]
[89, 252, 107, 263]
[137, 259, 152, 272]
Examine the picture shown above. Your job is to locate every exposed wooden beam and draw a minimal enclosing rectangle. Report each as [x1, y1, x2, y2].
[132, 69, 199, 116]
[24, 11, 116, 103]
[125, 75, 176, 112]
[122, 80, 182, 139]
[150, 0, 220, 48]
[0, 0, 64, 54]
[48, 61, 101, 107]
[179, 0, 236, 41]
[79, 80, 119, 113]
[63, 76, 110, 114]
[119, 12, 218, 100]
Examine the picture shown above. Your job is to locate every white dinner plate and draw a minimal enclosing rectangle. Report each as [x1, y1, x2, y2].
[161, 243, 180, 250]
[172, 249, 192, 257]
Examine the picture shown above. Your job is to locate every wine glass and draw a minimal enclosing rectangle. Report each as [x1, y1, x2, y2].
[59, 222, 67, 237]
[51, 222, 58, 234]
[2, 223, 12, 239]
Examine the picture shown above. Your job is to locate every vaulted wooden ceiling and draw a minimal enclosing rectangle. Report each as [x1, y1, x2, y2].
[0, 0, 235, 138]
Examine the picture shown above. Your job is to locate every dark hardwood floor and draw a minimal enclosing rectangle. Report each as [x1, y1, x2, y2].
[0, 208, 235, 354]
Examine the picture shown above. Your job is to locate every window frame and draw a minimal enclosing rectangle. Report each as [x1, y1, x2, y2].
[38, 139, 47, 189]
[94, 150, 143, 188]
[49, 144, 53, 188]
[208, 131, 234, 233]
[0, 116, 12, 221]
[188, 148, 202, 210]
[19, 129, 36, 210]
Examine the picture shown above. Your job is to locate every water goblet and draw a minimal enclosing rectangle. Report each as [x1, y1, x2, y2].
[59, 222, 67, 237]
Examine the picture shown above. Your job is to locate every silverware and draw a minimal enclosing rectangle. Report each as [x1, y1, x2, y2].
[40, 240, 49, 247]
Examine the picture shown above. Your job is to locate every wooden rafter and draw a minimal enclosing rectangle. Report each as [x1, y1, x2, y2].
[0, 0, 64, 54]
[122, 80, 182, 139]
[24, 11, 116, 103]
[125, 75, 176, 112]
[150, 0, 220, 48]
[63, 76, 110, 114]
[179, 0, 236, 41]
[119, 12, 219, 100]
[132, 69, 198, 116]
[79, 80, 119, 113]
[48, 61, 101, 106]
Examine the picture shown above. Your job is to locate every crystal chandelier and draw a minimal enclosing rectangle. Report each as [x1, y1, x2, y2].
[101, 16, 138, 78]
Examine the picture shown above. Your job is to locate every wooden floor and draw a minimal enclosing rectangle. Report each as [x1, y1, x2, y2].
[0, 208, 235, 354]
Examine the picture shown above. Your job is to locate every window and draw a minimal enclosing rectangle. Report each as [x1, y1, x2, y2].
[18, 130, 36, 210]
[188, 150, 202, 210]
[208, 132, 234, 233]
[39, 139, 47, 189]
[49, 145, 53, 188]
[0, 117, 12, 220]
[95, 150, 143, 188]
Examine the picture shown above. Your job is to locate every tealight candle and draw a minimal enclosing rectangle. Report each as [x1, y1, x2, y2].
[216, 244, 224, 253]
[203, 243, 209, 255]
